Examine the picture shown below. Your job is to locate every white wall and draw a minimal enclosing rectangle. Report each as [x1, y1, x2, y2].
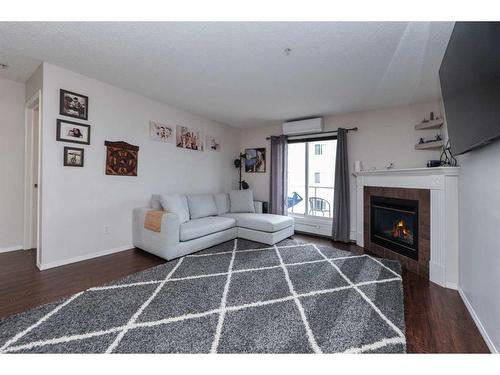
[39, 63, 240, 268]
[0, 77, 25, 251]
[457, 142, 500, 353]
[25, 64, 43, 103]
[240, 100, 442, 237]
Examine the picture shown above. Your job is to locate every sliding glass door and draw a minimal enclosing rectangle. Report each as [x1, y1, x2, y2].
[287, 138, 337, 219]
[287, 142, 307, 215]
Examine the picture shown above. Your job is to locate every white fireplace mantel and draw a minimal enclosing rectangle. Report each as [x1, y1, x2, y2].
[353, 167, 460, 289]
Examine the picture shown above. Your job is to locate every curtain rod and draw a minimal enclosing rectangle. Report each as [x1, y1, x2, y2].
[265, 127, 358, 140]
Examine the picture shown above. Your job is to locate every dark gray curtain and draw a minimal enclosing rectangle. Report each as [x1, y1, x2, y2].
[332, 128, 350, 242]
[269, 135, 288, 215]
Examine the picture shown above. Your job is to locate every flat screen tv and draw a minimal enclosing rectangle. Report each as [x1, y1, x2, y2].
[439, 22, 500, 155]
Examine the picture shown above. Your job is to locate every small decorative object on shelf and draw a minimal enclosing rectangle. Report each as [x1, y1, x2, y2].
[414, 140, 444, 150]
[427, 160, 442, 168]
[415, 110, 444, 130]
[385, 162, 394, 170]
[415, 119, 444, 130]
[415, 114, 444, 150]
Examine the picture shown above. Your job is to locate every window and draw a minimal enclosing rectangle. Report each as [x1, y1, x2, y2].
[314, 172, 320, 184]
[314, 144, 323, 155]
[287, 138, 337, 218]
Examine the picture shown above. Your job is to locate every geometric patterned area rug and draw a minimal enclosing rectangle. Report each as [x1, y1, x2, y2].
[0, 239, 406, 354]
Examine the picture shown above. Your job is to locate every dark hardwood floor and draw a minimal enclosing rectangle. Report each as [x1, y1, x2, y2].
[294, 233, 489, 353]
[0, 248, 164, 320]
[0, 234, 490, 353]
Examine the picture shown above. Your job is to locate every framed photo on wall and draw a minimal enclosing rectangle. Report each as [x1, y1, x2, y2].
[206, 135, 221, 151]
[63, 147, 84, 167]
[60, 89, 89, 120]
[150, 121, 175, 143]
[176, 125, 204, 151]
[245, 148, 266, 173]
[56, 119, 91, 145]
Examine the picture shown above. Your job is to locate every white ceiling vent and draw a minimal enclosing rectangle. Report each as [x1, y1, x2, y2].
[282, 117, 323, 135]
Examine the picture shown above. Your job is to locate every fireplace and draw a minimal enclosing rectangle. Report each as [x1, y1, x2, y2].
[370, 196, 419, 260]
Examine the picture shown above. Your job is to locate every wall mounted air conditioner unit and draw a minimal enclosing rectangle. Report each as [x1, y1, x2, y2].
[282, 117, 324, 135]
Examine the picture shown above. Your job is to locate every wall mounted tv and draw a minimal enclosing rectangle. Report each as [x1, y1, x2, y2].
[439, 22, 500, 155]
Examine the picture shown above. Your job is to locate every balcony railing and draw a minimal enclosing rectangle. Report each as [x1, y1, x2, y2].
[287, 185, 334, 218]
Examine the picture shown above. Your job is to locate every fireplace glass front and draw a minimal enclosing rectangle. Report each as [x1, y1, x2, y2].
[370, 195, 419, 260]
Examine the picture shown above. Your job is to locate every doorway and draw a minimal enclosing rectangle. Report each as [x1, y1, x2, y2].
[24, 91, 42, 268]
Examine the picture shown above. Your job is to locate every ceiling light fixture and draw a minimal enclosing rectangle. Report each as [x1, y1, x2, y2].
[0, 63, 9, 69]
[284, 48, 292, 56]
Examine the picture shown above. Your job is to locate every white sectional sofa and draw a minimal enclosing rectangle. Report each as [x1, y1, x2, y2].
[132, 190, 294, 260]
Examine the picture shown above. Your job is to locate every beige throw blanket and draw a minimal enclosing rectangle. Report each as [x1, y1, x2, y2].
[144, 210, 167, 232]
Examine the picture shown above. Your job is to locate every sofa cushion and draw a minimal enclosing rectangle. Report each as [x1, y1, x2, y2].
[229, 189, 255, 213]
[187, 194, 218, 219]
[151, 194, 162, 210]
[180, 216, 236, 241]
[160, 194, 190, 223]
[214, 193, 230, 215]
[221, 213, 293, 233]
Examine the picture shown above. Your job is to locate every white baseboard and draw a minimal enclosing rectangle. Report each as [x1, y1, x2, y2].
[446, 282, 458, 290]
[293, 218, 332, 237]
[39, 244, 133, 270]
[429, 261, 446, 288]
[0, 245, 24, 254]
[458, 287, 498, 353]
[292, 217, 359, 240]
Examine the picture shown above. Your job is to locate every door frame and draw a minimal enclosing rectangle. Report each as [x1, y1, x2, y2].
[23, 90, 42, 268]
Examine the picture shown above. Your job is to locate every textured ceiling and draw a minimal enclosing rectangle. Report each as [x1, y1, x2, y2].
[0, 22, 454, 127]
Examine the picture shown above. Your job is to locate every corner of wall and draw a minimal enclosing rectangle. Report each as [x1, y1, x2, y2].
[458, 287, 498, 353]
[25, 63, 44, 103]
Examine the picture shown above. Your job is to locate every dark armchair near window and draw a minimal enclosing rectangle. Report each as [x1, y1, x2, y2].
[308, 197, 331, 217]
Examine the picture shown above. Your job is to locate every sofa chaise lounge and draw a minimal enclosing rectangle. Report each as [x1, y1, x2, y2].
[132, 190, 294, 260]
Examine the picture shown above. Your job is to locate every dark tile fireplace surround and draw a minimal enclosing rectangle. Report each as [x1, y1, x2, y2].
[364, 186, 430, 279]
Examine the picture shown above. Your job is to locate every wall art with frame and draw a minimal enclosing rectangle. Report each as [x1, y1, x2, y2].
[63, 146, 84, 167]
[244, 148, 266, 173]
[56, 119, 91, 145]
[104, 141, 139, 176]
[60, 89, 89, 120]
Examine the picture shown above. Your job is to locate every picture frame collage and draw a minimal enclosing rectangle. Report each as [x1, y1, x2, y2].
[150, 121, 221, 152]
[57, 88, 221, 169]
[57, 89, 90, 167]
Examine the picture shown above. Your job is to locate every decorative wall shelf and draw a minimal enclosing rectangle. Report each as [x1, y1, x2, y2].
[414, 119, 443, 130]
[414, 140, 444, 150]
